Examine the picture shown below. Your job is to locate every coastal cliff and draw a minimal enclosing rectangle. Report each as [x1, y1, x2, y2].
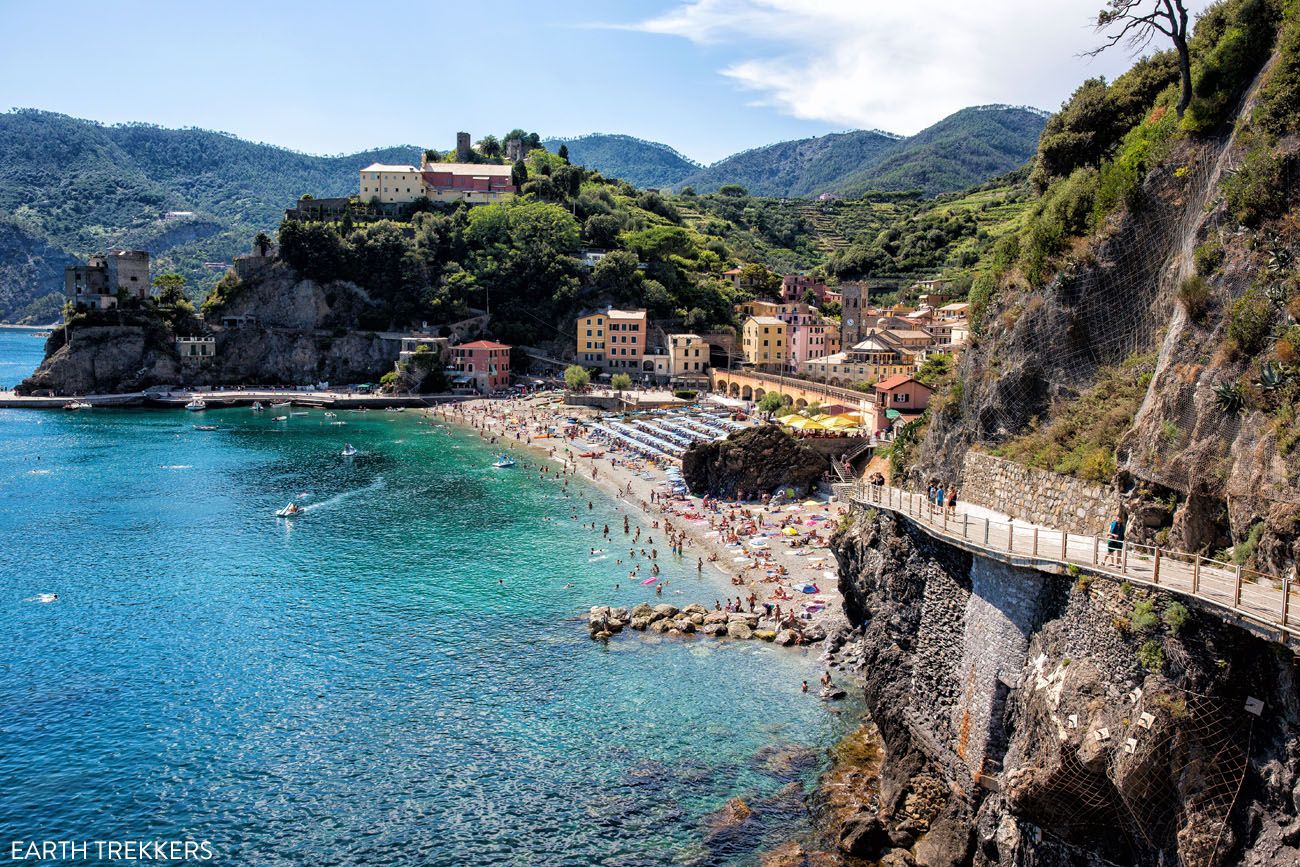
[820, 507, 1299, 867]
[19, 264, 400, 394]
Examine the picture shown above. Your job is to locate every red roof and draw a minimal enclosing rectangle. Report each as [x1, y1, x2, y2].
[457, 340, 510, 350]
[876, 373, 925, 391]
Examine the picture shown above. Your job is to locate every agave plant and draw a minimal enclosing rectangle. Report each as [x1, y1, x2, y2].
[1266, 282, 1289, 310]
[1258, 361, 1285, 391]
[1214, 381, 1245, 415]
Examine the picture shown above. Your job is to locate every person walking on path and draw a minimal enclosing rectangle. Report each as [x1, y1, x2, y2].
[945, 486, 957, 519]
[1103, 511, 1127, 566]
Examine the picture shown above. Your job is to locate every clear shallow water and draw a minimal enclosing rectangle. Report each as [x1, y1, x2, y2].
[0, 333, 854, 865]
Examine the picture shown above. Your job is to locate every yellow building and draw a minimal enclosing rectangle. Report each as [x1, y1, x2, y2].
[577, 309, 647, 370]
[668, 333, 710, 381]
[359, 164, 424, 204]
[741, 316, 787, 371]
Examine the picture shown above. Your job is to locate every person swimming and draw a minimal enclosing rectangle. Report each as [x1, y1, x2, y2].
[27, 593, 58, 603]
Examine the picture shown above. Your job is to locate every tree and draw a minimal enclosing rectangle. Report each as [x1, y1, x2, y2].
[592, 250, 642, 302]
[564, 364, 591, 391]
[611, 372, 632, 402]
[557, 144, 569, 164]
[478, 135, 502, 159]
[583, 214, 622, 248]
[758, 391, 786, 417]
[254, 232, 272, 257]
[152, 273, 188, 306]
[511, 159, 527, 189]
[1089, 0, 1191, 117]
[424, 149, 439, 163]
[739, 263, 781, 298]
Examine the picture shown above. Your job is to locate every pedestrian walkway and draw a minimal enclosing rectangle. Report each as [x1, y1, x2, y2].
[840, 482, 1298, 649]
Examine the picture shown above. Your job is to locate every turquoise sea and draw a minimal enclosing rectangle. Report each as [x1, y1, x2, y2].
[0, 330, 855, 865]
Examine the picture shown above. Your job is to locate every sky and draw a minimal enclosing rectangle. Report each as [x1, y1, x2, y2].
[0, 0, 1213, 165]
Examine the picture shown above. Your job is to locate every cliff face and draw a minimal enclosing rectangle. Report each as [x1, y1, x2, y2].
[826, 507, 1300, 867]
[917, 60, 1300, 579]
[681, 425, 828, 499]
[20, 265, 400, 394]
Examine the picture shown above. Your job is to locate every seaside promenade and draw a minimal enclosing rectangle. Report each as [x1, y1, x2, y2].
[0, 387, 463, 410]
[838, 481, 1299, 649]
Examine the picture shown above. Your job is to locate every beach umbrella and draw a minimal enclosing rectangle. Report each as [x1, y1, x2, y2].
[786, 417, 827, 431]
[782, 526, 799, 536]
[777, 413, 802, 425]
[802, 500, 821, 508]
[821, 415, 863, 431]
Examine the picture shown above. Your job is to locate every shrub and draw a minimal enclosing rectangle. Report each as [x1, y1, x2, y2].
[1222, 139, 1291, 226]
[1257, 11, 1300, 136]
[1163, 602, 1189, 635]
[1227, 289, 1276, 356]
[1194, 241, 1224, 277]
[1232, 520, 1266, 565]
[1178, 275, 1213, 322]
[1131, 598, 1159, 631]
[1138, 639, 1166, 672]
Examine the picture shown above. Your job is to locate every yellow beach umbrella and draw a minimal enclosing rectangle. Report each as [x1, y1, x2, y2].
[777, 413, 802, 425]
[786, 417, 828, 431]
[823, 414, 861, 430]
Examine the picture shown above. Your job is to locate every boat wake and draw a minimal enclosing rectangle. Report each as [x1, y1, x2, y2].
[25, 593, 58, 603]
[299, 476, 386, 513]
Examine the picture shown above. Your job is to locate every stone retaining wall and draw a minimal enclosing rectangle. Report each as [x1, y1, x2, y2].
[960, 451, 1119, 536]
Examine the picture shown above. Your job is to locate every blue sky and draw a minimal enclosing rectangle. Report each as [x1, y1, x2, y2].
[0, 0, 1213, 164]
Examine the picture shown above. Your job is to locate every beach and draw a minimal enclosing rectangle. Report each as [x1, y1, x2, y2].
[432, 394, 853, 642]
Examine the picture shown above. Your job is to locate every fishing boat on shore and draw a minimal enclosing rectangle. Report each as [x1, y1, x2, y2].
[492, 453, 516, 468]
[341, 443, 357, 457]
[185, 397, 206, 412]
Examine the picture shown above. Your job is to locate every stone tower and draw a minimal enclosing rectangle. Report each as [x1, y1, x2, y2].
[505, 137, 524, 162]
[456, 132, 471, 162]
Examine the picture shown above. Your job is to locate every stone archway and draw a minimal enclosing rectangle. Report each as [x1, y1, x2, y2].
[730, 382, 740, 398]
[794, 398, 807, 410]
[741, 385, 753, 401]
[754, 388, 765, 401]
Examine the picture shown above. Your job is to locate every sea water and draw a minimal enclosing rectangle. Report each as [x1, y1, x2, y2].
[0, 331, 855, 865]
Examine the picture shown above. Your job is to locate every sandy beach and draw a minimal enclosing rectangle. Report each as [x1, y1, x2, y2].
[431, 394, 852, 640]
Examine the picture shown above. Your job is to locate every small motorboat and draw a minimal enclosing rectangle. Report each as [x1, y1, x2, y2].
[192, 424, 219, 431]
[273, 415, 288, 421]
[290, 411, 308, 416]
[251, 401, 265, 413]
[341, 443, 358, 457]
[275, 503, 303, 518]
[385, 407, 404, 413]
[492, 453, 516, 469]
[271, 401, 291, 409]
[185, 397, 206, 412]
[63, 400, 90, 411]
[329, 421, 346, 426]
[324, 411, 337, 418]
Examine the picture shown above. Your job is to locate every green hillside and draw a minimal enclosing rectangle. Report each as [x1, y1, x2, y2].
[676, 107, 1046, 198]
[676, 129, 901, 198]
[541, 134, 700, 189]
[0, 109, 418, 320]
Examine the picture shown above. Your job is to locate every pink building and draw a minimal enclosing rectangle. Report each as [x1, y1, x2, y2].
[452, 340, 511, 392]
[780, 274, 829, 303]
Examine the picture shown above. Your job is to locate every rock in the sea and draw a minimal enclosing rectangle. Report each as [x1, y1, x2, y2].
[839, 812, 891, 859]
[650, 618, 673, 633]
[681, 424, 828, 499]
[682, 603, 708, 616]
[704, 610, 730, 625]
[754, 629, 777, 642]
[774, 629, 799, 646]
[701, 623, 728, 637]
[610, 607, 629, 622]
[630, 602, 653, 619]
[672, 618, 696, 634]
[688, 612, 705, 626]
[630, 616, 652, 631]
[727, 621, 754, 640]
[820, 686, 847, 701]
[803, 625, 827, 643]
[652, 604, 679, 621]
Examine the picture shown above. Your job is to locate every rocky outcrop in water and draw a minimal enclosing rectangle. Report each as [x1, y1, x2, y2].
[681, 425, 827, 500]
[19, 263, 402, 395]
[820, 506, 1300, 867]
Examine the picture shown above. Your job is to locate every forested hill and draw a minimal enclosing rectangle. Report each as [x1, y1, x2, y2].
[667, 106, 1044, 198]
[0, 109, 419, 322]
[540, 134, 700, 189]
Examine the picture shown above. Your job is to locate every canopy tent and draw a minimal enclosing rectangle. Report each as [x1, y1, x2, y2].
[785, 416, 828, 431]
[822, 414, 861, 430]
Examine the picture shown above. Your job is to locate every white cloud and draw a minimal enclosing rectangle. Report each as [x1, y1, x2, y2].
[618, 0, 1211, 134]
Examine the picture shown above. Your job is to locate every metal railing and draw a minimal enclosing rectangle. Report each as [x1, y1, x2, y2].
[714, 369, 875, 407]
[849, 482, 1297, 646]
